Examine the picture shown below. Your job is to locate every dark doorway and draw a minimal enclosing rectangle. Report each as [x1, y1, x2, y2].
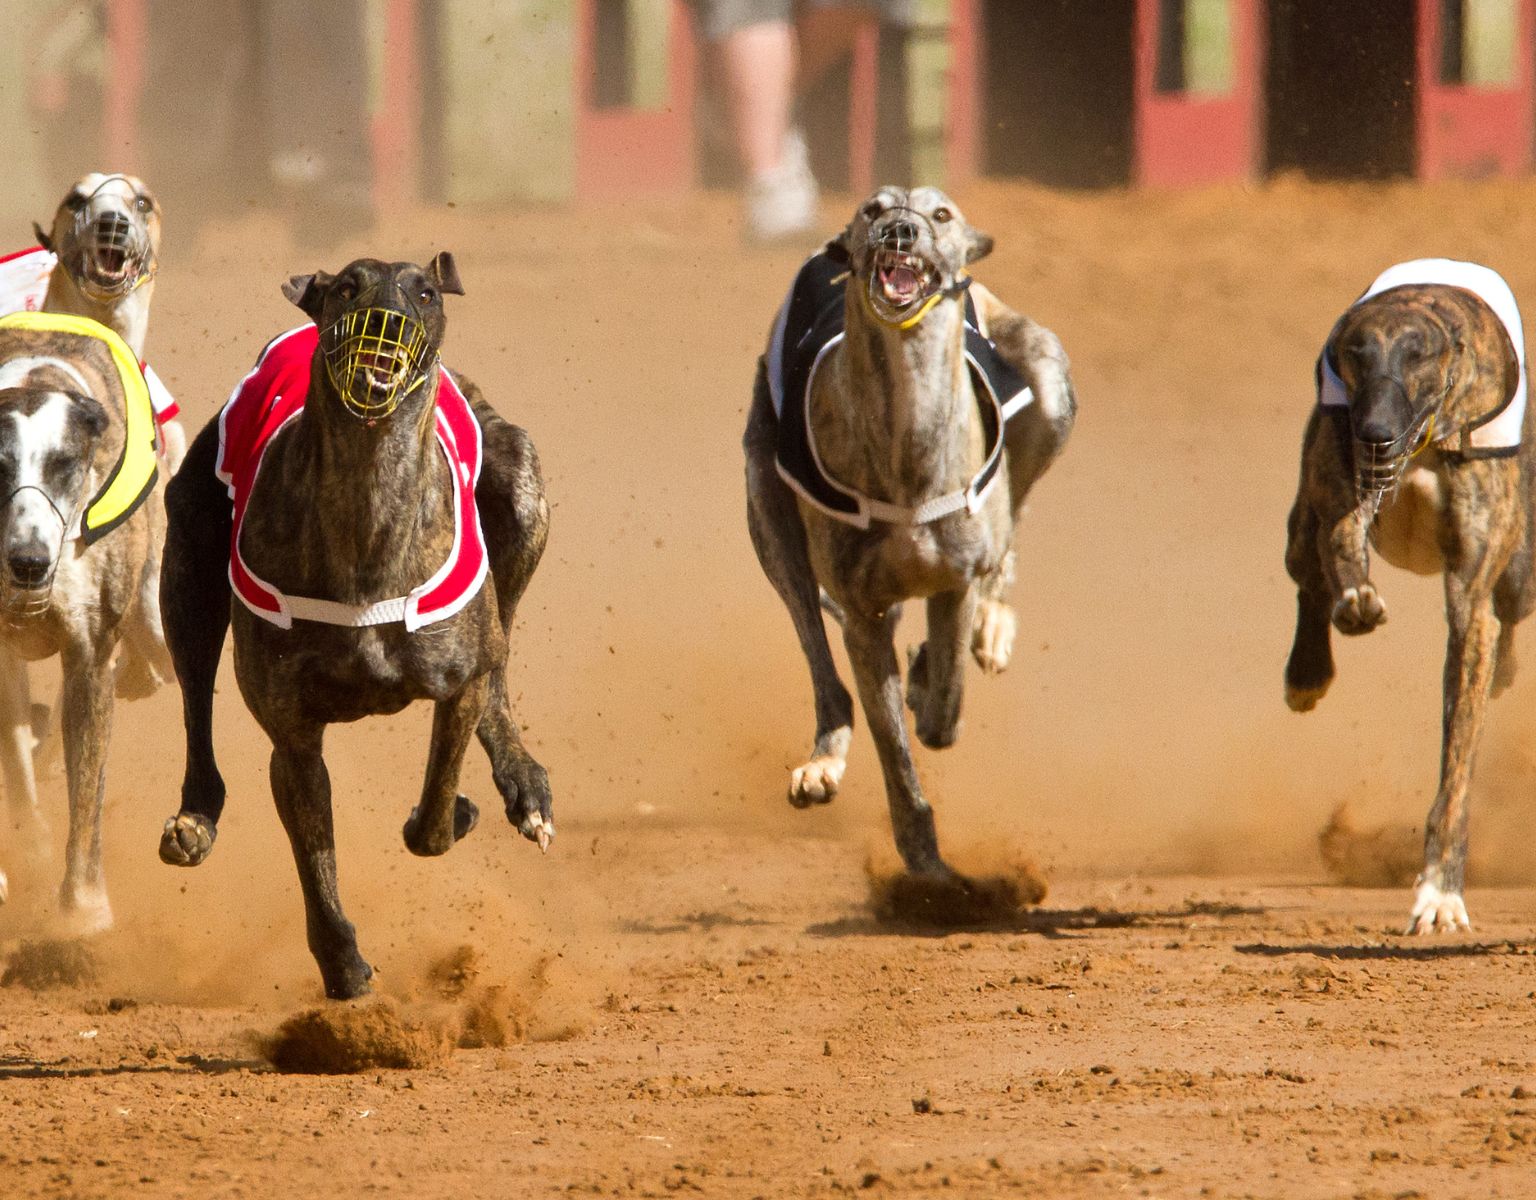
[981, 0, 1136, 188]
[1266, 0, 1418, 179]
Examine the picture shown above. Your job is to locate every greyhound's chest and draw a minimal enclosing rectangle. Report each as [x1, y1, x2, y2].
[813, 500, 1007, 610]
[1369, 464, 1446, 576]
[234, 602, 499, 726]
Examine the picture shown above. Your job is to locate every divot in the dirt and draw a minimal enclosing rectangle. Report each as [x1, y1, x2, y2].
[1, 939, 100, 990]
[260, 997, 456, 1074]
[866, 844, 1048, 928]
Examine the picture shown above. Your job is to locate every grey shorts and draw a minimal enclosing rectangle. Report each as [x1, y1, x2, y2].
[690, 0, 916, 42]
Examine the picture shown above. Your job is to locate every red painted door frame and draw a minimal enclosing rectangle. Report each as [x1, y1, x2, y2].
[1416, 0, 1534, 179]
[575, 0, 697, 199]
[1132, 0, 1263, 186]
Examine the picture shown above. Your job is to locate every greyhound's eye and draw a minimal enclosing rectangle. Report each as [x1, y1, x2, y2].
[336, 280, 357, 301]
[861, 199, 884, 219]
[932, 207, 953, 224]
[134, 195, 153, 213]
[419, 286, 437, 305]
[64, 193, 87, 213]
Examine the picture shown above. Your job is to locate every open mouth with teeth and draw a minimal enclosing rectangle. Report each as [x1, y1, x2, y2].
[354, 347, 415, 395]
[871, 248, 937, 312]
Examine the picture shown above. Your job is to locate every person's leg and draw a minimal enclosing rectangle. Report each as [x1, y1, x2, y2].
[695, 1, 817, 242]
[720, 21, 797, 179]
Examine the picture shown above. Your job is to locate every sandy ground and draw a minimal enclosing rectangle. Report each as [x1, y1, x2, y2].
[4, 176, 1536, 1196]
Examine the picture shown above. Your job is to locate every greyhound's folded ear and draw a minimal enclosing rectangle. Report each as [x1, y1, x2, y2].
[64, 391, 109, 441]
[428, 252, 464, 296]
[32, 222, 53, 253]
[965, 226, 995, 266]
[281, 271, 335, 320]
[823, 231, 851, 266]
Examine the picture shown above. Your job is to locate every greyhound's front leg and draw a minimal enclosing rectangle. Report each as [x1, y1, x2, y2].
[404, 675, 489, 856]
[476, 670, 553, 850]
[1322, 503, 1385, 635]
[58, 639, 114, 931]
[269, 726, 371, 999]
[1409, 575, 1503, 935]
[844, 611, 948, 875]
[159, 421, 233, 867]
[906, 588, 976, 749]
[1284, 497, 1337, 710]
[745, 438, 854, 808]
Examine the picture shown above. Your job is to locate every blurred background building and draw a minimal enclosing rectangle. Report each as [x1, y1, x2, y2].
[0, 0, 1531, 229]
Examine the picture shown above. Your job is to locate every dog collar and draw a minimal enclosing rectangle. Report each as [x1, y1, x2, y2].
[855, 270, 971, 332]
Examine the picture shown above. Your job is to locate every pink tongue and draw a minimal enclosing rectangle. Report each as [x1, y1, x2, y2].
[887, 266, 920, 296]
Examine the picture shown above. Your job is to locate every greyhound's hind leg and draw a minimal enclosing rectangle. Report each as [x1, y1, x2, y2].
[158, 421, 233, 867]
[477, 670, 553, 850]
[1284, 497, 1337, 711]
[404, 675, 489, 856]
[745, 375, 853, 808]
[270, 725, 372, 999]
[844, 611, 948, 874]
[906, 588, 975, 750]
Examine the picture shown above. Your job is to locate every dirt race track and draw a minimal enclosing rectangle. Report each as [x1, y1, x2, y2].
[6, 178, 1536, 1197]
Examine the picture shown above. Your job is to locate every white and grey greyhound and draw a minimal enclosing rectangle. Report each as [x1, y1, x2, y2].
[0, 174, 175, 922]
[745, 186, 1076, 882]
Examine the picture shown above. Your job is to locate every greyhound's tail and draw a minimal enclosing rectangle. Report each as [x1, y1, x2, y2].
[819, 589, 846, 627]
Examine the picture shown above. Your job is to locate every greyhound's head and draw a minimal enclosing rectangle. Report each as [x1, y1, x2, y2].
[282, 254, 463, 423]
[825, 186, 992, 329]
[1331, 295, 1462, 507]
[0, 387, 108, 617]
[38, 173, 161, 302]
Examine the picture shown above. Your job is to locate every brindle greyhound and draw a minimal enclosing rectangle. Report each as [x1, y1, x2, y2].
[157, 255, 552, 998]
[0, 314, 170, 925]
[745, 186, 1075, 878]
[1284, 260, 1535, 934]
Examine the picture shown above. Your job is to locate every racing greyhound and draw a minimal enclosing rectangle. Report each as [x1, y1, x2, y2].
[745, 186, 1076, 880]
[157, 255, 552, 998]
[1283, 259, 1536, 934]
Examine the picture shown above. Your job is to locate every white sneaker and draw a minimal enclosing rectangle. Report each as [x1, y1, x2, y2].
[745, 129, 820, 246]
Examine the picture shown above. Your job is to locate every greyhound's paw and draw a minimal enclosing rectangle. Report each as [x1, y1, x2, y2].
[505, 760, 555, 853]
[1405, 875, 1471, 935]
[789, 756, 845, 808]
[1493, 645, 1518, 696]
[971, 601, 1016, 674]
[1284, 679, 1331, 712]
[114, 652, 163, 701]
[158, 812, 216, 867]
[1332, 585, 1387, 636]
[403, 795, 479, 857]
[58, 886, 114, 936]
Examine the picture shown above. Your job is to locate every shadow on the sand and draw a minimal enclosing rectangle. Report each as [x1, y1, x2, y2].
[1235, 939, 1535, 962]
[809, 899, 1267, 940]
[0, 1053, 267, 1080]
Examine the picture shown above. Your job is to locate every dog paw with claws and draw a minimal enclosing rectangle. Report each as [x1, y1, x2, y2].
[159, 812, 216, 867]
[972, 601, 1016, 674]
[789, 756, 845, 808]
[1406, 876, 1471, 935]
[504, 761, 555, 853]
[1332, 584, 1387, 635]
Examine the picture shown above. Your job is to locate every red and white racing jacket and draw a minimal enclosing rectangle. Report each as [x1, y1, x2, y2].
[0, 245, 179, 424]
[215, 324, 488, 632]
